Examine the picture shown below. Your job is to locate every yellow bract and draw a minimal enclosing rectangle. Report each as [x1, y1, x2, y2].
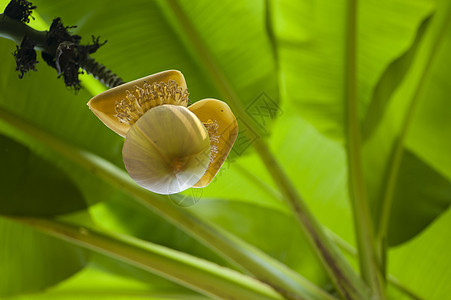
[188, 99, 238, 187]
[87, 70, 188, 137]
[87, 70, 238, 194]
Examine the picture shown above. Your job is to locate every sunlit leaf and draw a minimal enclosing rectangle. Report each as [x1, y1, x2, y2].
[269, 107, 353, 244]
[270, 0, 433, 140]
[362, 0, 451, 246]
[4, 262, 203, 300]
[389, 207, 451, 299]
[362, 15, 432, 140]
[406, 15, 451, 183]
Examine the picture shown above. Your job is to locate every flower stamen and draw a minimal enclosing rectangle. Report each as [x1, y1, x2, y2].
[203, 119, 220, 164]
[115, 79, 189, 125]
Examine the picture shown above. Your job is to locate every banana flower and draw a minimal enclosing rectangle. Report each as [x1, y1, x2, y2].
[87, 70, 238, 195]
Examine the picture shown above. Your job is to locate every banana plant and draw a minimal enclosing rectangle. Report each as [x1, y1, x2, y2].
[0, 0, 450, 299]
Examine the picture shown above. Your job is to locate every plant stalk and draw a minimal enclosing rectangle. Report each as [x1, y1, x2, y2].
[327, 229, 422, 300]
[343, 0, 385, 298]
[0, 13, 49, 50]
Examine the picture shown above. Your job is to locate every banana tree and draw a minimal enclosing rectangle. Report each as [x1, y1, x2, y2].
[0, 0, 450, 299]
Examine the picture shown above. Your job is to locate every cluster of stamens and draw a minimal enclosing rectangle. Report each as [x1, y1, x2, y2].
[115, 80, 189, 125]
[203, 119, 220, 164]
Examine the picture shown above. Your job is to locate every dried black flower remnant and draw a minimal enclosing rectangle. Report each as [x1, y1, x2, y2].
[13, 36, 38, 78]
[41, 18, 109, 90]
[55, 41, 82, 90]
[59, 61, 82, 91]
[46, 17, 81, 47]
[78, 36, 107, 56]
[4, 0, 36, 23]
[40, 18, 83, 89]
[41, 17, 81, 70]
[4, 0, 122, 90]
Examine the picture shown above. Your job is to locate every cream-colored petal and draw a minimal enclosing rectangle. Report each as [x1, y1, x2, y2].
[87, 70, 188, 137]
[123, 105, 211, 195]
[188, 99, 238, 187]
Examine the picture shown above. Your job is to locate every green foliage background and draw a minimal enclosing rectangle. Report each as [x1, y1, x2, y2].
[0, 0, 450, 299]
